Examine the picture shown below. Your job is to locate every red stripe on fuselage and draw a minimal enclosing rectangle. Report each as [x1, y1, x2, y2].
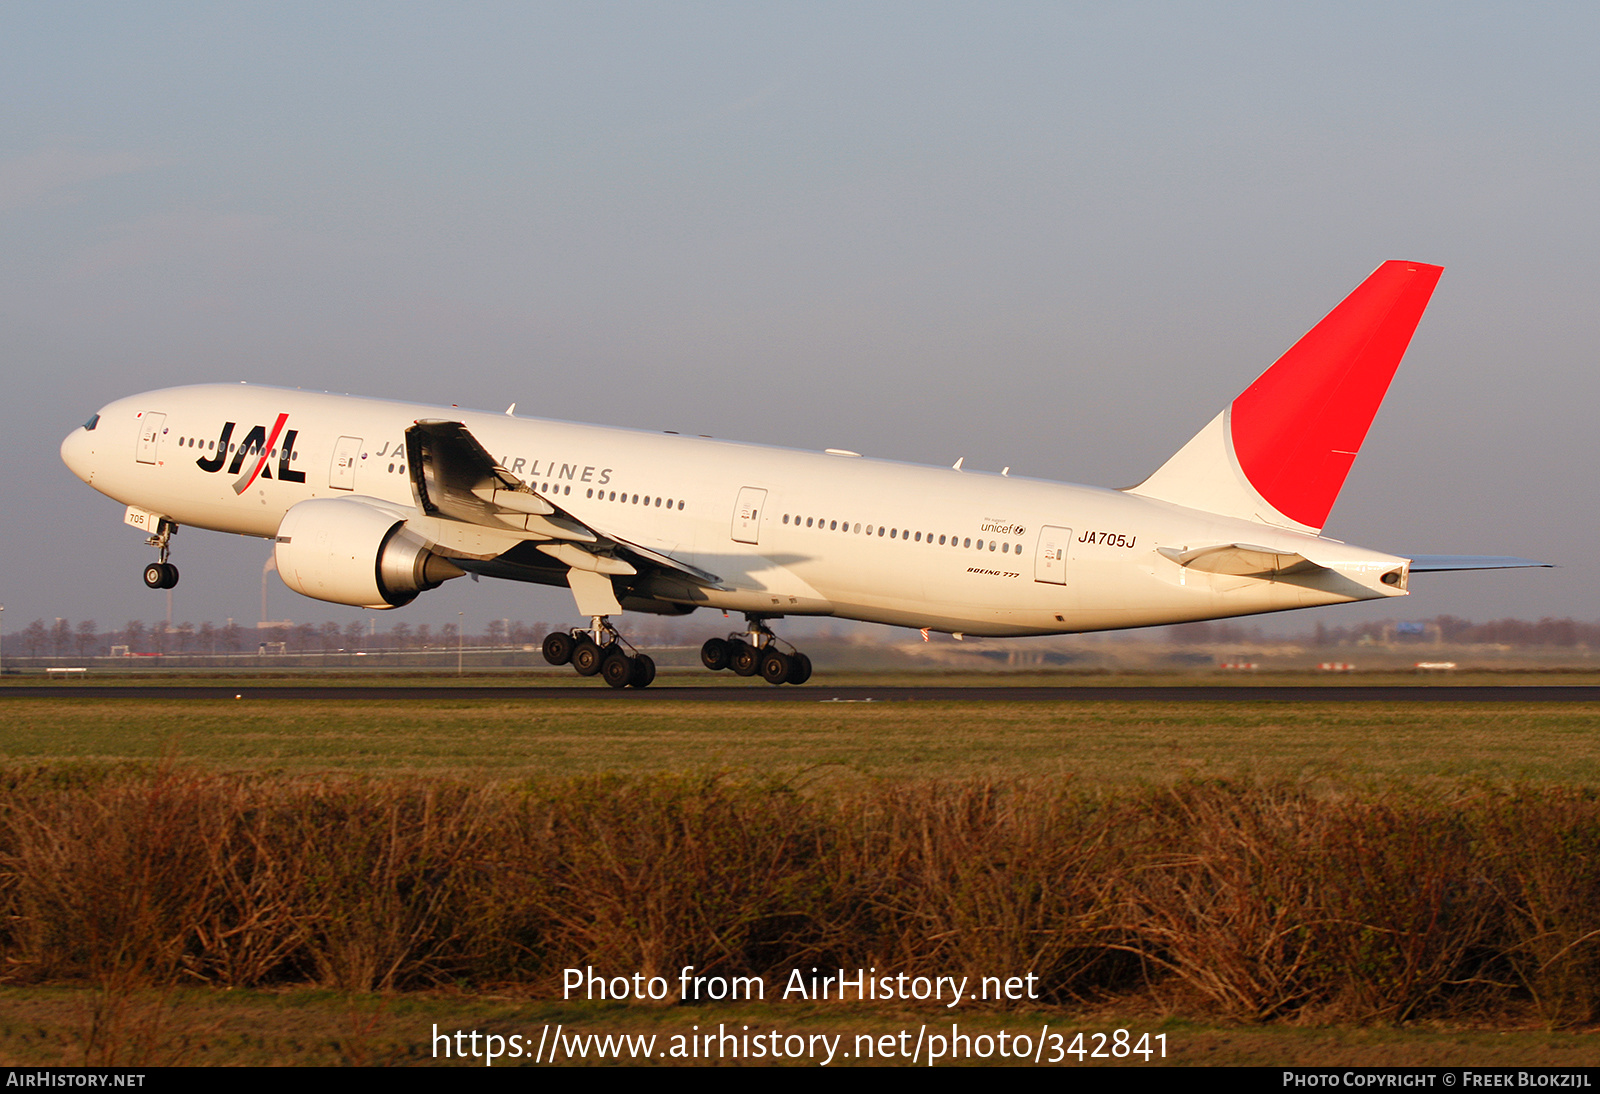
[231, 412, 290, 495]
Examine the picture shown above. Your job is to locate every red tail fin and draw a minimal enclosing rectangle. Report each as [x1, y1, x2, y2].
[1230, 261, 1443, 529]
[1129, 262, 1443, 533]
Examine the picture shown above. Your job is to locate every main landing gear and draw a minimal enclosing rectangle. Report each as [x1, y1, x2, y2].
[542, 616, 656, 689]
[141, 519, 179, 590]
[701, 616, 812, 686]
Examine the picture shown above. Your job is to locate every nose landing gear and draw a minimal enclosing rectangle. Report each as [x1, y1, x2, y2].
[141, 519, 179, 589]
[542, 615, 656, 688]
[700, 616, 811, 685]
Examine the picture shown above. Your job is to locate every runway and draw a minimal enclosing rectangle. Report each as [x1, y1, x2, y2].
[6, 684, 1600, 702]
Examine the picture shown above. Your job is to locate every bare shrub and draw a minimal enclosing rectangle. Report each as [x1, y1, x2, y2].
[292, 779, 504, 991]
[1117, 781, 1504, 1022]
[1486, 788, 1600, 1026]
[1116, 780, 1332, 1019]
[0, 764, 1592, 1028]
[1306, 792, 1502, 1022]
[0, 765, 234, 983]
[832, 781, 1132, 1001]
[517, 774, 834, 986]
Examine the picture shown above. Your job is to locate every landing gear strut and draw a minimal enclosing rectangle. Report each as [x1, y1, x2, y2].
[542, 615, 656, 689]
[701, 616, 811, 686]
[141, 519, 179, 590]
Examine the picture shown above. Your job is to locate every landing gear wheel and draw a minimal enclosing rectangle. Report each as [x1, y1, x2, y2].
[700, 637, 730, 671]
[759, 649, 792, 685]
[143, 562, 178, 589]
[140, 520, 179, 589]
[730, 641, 760, 677]
[786, 652, 813, 686]
[602, 651, 634, 689]
[630, 653, 656, 689]
[572, 640, 605, 677]
[542, 632, 576, 666]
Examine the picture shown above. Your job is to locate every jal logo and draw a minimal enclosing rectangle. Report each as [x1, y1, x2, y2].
[196, 414, 307, 493]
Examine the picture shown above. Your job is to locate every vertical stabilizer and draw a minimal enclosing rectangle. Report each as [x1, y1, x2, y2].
[1127, 261, 1443, 533]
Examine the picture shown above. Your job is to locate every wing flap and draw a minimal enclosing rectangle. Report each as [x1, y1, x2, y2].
[404, 418, 724, 589]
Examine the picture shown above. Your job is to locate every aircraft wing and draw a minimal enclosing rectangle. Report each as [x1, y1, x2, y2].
[1406, 556, 1553, 572]
[403, 419, 725, 588]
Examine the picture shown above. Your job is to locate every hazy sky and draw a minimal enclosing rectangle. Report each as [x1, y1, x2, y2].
[4, 3, 1594, 638]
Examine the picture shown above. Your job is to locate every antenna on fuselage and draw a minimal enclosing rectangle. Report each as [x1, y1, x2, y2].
[952, 457, 964, 471]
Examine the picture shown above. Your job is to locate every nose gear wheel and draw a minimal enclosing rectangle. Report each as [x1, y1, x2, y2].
[141, 520, 179, 589]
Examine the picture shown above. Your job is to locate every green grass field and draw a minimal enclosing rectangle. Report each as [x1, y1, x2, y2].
[3, 694, 1598, 786]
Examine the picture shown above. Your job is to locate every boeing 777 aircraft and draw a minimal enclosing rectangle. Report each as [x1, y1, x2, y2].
[60, 261, 1544, 686]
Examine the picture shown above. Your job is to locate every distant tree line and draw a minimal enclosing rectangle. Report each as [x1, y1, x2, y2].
[10, 613, 1598, 659]
[3, 615, 715, 657]
[1170, 615, 1600, 648]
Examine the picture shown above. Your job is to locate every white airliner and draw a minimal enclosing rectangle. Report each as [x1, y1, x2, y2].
[60, 261, 1543, 686]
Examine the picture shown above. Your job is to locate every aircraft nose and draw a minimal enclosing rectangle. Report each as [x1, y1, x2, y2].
[60, 422, 96, 483]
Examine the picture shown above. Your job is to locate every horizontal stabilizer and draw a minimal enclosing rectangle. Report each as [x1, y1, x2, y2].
[1407, 555, 1553, 572]
[1159, 543, 1328, 578]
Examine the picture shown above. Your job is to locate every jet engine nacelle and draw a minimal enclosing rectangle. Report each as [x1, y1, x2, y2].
[274, 497, 464, 609]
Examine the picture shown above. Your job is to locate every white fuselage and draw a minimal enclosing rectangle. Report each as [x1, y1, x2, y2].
[61, 383, 1410, 636]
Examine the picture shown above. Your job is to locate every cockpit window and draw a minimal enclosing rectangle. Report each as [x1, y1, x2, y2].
[83, 414, 100, 431]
